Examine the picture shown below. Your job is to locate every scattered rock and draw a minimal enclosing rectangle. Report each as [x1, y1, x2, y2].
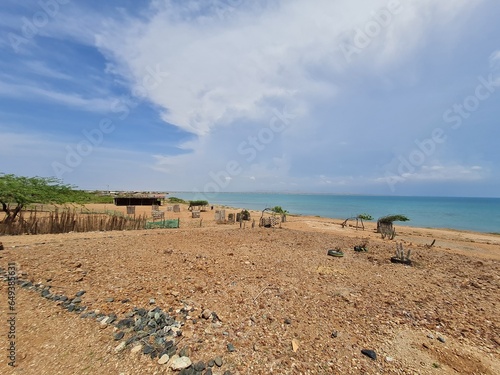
[105, 297, 114, 303]
[171, 356, 192, 370]
[202, 309, 212, 319]
[438, 336, 446, 343]
[115, 341, 127, 353]
[284, 318, 292, 325]
[361, 349, 377, 360]
[214, 356, 223, 367]
[291, 339, 299, 352]
[331, 331, 338, 338]
[427, 334, 435, 340]
[143, 345, 154, 355]
[76, 290, 86, 297]
[130, 344, 142, 354]
[227, 343, 236, 352]
[114, 331, 125, 341]
[385, 356, 395, 362]
[149, 298, 156, 305]
[158, 354, 169, 365]
[193, 361, 206, 371]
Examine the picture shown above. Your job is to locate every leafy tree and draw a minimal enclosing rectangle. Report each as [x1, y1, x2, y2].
[271, 206, 289, 215]
[357, 213, 373, 221]
[0, 173, 87, 223]
[378, 214, 410, 224]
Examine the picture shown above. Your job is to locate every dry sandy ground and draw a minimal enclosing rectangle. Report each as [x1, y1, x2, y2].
[0, 203, 499, 374]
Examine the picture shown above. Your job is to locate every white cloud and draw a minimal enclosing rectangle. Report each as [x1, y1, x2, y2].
[94, 0, 478, 136]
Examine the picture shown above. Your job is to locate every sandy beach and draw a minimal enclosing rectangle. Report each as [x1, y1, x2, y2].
[0, 203, 498, 374]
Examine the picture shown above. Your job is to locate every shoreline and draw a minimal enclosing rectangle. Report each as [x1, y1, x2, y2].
[2, 203, 500, 261]
[169, 193, 500, 234]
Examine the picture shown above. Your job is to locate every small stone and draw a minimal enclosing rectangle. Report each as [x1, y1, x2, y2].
[385, 356, 395, 362]
[205, 369, 213, 375]
[171, 356, 192, 370]
[331, 331, 338, 338]
[214, 356, 223, 367]
[194, 361, 206, 371]
[121, 298, 130, 303]
[114, 331, 125, 340]
[427, 334, 435, 339]
[361, 349, 377, 360]
[105, 297, 114, 303]
[284, 318, 292, 325]
[143, 345, 154, 355]
[130, 344, 142, 354]
[207, 359, 215, 367]
[72, 297, 82, 304]
[437, 336, 446, 343]
[179, 347, 190, 357]
[202, 309, 212, 319]
[149, 298, 156, 305]
[164, 340, 174, 349]
[291, 339, 299, 352]
[60, 296, 68, 302]
[107, 314, 117, 324]
[158, 353, 169, 364]
[115, 341, 126, 353]
[227, 343, 236, 352]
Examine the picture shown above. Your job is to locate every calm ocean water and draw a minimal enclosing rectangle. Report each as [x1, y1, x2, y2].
[171, 192, 500, 234]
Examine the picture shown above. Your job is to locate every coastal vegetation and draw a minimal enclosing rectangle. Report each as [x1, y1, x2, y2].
[0, 173, 88, 223]
[167, 197, 188, 204]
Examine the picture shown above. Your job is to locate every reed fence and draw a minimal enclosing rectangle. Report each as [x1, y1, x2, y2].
[0, 209, 147, 236]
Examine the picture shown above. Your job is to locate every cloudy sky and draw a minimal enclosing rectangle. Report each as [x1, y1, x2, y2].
[1, 0, 499, 197]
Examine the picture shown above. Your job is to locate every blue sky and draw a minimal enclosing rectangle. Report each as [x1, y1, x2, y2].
[1, 0, 499, 197]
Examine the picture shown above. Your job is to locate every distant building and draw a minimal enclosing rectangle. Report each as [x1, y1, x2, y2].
[113, 194, 164, 206]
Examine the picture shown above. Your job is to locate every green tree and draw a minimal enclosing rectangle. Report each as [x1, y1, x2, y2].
[356, 213, 373, 221]
[271, 206, 289, 215]
[0, 173, 88, 223]
[377, 214, 410, 224]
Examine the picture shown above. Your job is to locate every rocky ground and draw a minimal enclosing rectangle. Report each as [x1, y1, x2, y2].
[0, 205, 499, 374]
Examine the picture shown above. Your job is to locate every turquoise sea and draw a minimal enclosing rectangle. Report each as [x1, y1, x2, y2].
[171, 192, 500, 234]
